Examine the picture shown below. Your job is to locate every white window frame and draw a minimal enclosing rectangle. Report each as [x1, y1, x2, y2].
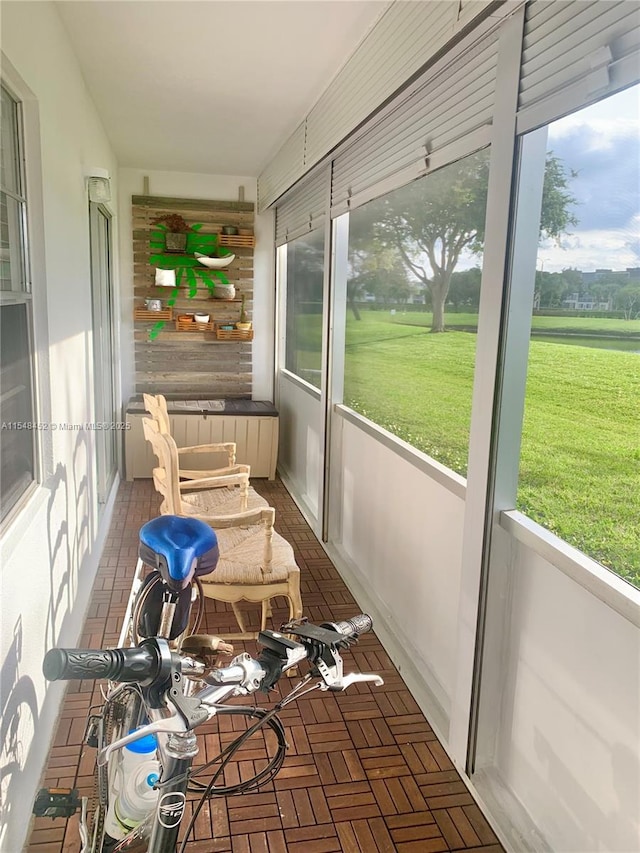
[1, 56, 51, 533]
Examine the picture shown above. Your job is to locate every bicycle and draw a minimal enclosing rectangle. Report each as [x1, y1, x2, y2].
[34, 514, 383, 852]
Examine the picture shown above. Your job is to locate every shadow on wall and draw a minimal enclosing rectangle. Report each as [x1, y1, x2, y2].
[0, 428, 95, 846]
[44, 429, 92, 652]
[45, 462, 71, 649]
[533, 728, 639, 852]
[0, 617, 39, 847]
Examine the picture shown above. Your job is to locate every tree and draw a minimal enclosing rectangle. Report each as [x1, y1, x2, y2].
[447, 267, 482, 311]
[535, 270, 570, 309]
[348, 241, 413, 312]
[371, 148, 577, 331]
[615, 284, 640, 320]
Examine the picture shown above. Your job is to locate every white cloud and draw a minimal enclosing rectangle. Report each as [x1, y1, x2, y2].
[539, 227, 640, 274]
[549, 85, 639, 150]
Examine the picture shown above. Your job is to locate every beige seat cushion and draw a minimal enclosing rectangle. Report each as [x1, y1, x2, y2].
[201, 526, 299, 585]
[181, 484, 267, 516]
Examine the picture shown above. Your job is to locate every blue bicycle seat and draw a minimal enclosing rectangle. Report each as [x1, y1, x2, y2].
[139, 516, 219, 591]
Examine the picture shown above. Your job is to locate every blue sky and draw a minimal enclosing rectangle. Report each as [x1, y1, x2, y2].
[541, 84, 639, 273]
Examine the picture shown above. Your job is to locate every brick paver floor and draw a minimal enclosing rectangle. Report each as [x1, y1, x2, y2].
[26, 478, 503, 852]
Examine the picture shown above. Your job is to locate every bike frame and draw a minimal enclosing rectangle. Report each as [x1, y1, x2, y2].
[94, 562, 203, 853]
[57, 560, 382, 853]
[105, 752, 193, 853]
[147, 754, 192, 853]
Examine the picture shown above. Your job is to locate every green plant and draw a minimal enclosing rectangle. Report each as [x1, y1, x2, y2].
[148, 221, 228, 340]
[152, 213, 190, 233]
[239, 293, 247, 323]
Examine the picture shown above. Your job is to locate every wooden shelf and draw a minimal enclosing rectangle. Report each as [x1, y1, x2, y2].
[215, 325, 254, 341]
[132, 195, 255, 396]
[134, 306, 173, 321]
[219, 234, 255, 248]
[175, 317, 215, 332]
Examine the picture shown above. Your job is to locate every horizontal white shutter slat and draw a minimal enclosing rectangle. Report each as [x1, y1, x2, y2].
[518, 0, 640, 132]
[305, 2, 459, 168]
[258, 122, 306, 211]
[331, 29, 499, 214]
[275, 167, 328, 246]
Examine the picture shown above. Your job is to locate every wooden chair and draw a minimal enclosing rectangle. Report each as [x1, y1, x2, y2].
[142, 419, 302, 638]
[143, 394, 268, 513]
[143, 417, 267, 515]
[143, 392, 239, 481]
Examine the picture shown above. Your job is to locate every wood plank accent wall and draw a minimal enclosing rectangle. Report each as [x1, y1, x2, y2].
[132, 194, 255, 397]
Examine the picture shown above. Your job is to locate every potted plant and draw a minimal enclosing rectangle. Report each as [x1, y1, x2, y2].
[153, 213, 191, 253]
[236, 293, 252, 330]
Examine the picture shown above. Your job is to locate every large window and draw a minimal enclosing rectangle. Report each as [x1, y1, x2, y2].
[343, 149, 489, 476]
[517, 85, 640, 587]
[0, 84, 36, 522]
[284, 228, 325, 389]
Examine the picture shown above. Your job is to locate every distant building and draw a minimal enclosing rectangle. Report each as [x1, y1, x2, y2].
[569, 268, 636, 311]
[563, 292, 612, 310]
[581, 268, 630, 286]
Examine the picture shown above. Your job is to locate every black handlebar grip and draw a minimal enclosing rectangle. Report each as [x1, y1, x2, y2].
[43, 645, 159, 683]
[322, 614, 373, 638]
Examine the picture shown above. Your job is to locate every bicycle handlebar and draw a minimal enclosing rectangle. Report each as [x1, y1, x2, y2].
[43, 638, 170, 685]
[321, 614, 373, 637]
[43, 615, 377, 694]
[43, 615, 382, 770]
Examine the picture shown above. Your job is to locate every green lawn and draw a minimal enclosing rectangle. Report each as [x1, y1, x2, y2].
[354, 310, 640, 336]
[334, 312, 640, 586]
[529, 315, 640, 335]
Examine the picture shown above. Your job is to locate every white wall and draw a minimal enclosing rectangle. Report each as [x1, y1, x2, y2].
[493, 543, 640, 853]
[277, 386, 467, 732]
[300, 403, 639, 853]
[326, 412, 467, 737]
[117, 168, 275, 406]
[0, 3, 121, 851]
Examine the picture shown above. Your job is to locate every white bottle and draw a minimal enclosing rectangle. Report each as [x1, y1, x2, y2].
[104, 731, 160, 840]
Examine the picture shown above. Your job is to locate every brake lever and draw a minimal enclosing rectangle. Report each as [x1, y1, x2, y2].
[315, 652, 384, 692]
[328, 673, 385, 691]
[97, 707, 187, 766]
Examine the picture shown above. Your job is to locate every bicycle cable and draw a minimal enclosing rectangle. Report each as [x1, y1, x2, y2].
[176, 675, 317, 852]
[186, 706, 287, 795]
[176, 705, 284, 853]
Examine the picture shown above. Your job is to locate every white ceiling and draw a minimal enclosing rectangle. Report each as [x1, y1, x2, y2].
[56, 0, 389, 177]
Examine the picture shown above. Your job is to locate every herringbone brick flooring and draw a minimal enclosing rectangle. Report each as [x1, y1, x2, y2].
[27, 478, 503, 853]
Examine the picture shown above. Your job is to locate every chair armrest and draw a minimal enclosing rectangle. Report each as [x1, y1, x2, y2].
[193, 506, 274, 528]
[178, 464, 250, 483]
[179, 472, 249, 491]
[177, 442, 236, 465]
[178, 465, 251, 489]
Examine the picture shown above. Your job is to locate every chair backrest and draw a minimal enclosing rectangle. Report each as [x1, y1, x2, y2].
[143, 392, 237, 469]
[142, 414, 253, 510]
[143, 393, 172, 434]
[142, 417, 182, 514]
